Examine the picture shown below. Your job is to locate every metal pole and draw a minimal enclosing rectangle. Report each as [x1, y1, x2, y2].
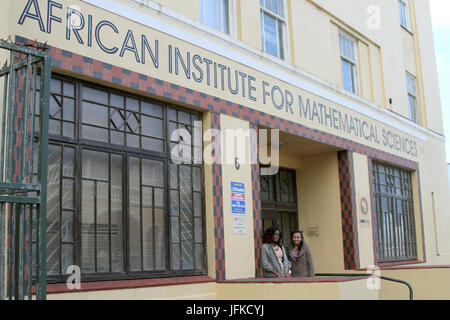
[36, 52, 51, 300]
[315, 273, 414, 300]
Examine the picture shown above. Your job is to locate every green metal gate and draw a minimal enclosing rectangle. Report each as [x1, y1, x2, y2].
[0, 40, 51, 300]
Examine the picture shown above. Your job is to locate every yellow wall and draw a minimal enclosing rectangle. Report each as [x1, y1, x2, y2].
[298, 152, 344, 273]
[238, 0, 261, 49]
[352, 152, 375, 269]
[220, 115, 255, 280]
[216, 278, 378, 300]
[412, 0, 444, 134]
[417, 136, 450, 263]
[47, 282, 218, 300]
[43, 267, 450, 300]
[380, 268, 450, 300]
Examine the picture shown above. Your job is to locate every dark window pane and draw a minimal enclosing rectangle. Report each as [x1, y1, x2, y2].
[142, 102, 163, 118]
[178, 111, 191, 125]
[50, 95, 62, 118]
[81, 180, 95, 273]
[63, 98, 75, 121]
[82, 125, 108, 143]
[126, 133, 140, 148]
[96, 181, 110, 273]
[154, 188, 166, 270]
[142, 116, 163, 138]
[82, 102, 109, 127]
[47, 145, 61, 275]
[51, 78, 62, 94]
[61, 244, 74, 275]
[171, 244, 181, 270]
[170, 190, 179, 216]
[49, 119, 61, 135]
[111, 93, 124, 108]
[63, 82, 75, 97]
[62, 211, 74, 242]
[82, 150, 109, 180]
[63, 122, 75, 138]
[194, 192, 202, 218]
[142, 137, 164, 152]
[129, 157, 142, 272]
[126, 97, 139, 112]
[62, 178, 74, 209]
[63, 147, 75, 177]
[111, 154, 124, 272]
[111, 130, 125, 146]
[83, 87, 108, 105]
[142, 159, 164, 187]
[142, 186, 154, 271]
[193, 167, 201, 192]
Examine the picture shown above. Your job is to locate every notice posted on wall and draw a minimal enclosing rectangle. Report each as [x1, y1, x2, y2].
[231, 182, 246, 235]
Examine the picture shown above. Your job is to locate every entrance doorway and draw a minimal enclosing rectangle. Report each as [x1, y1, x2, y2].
[260, 168, 298, 248]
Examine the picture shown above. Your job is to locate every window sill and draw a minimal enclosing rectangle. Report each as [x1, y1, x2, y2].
[219, 276, 370, 284]
[380, 263, 450, 271]
[378, 259, 423, 269]
[400, 25, 414, 36]
[37, 276, 215, 295]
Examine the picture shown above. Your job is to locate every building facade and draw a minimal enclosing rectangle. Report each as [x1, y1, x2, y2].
[1, 0, 450, 299]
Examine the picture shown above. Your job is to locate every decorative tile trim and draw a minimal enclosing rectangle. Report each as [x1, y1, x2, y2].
[250, 122, 262, 278]
[367, 159, 379, 264]
[15, 37, 425, 275]
[338, 151, 360, 270]
[210, 112, 225, 281]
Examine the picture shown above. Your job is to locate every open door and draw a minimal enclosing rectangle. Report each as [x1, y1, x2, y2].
[260, 168, 298, 248]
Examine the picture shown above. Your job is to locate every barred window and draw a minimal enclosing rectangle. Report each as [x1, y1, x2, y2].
[372, 161, 417, 262]
[34, 75, 206, 282]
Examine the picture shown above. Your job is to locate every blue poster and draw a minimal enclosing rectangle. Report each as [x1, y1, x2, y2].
[231, 182, 246, 215]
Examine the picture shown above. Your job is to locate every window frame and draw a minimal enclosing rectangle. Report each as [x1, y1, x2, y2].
[199, 0, 232, 35]
[372, 161, 418, 263]
[259, 0, 287, 60]
[339, 30, 359, 95]
[398, 0, 411, 31]
[35, 74, 207, 284]
[406, 72, 419, 123]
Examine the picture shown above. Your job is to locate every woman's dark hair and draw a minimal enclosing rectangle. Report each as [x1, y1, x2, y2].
[290, 230, 304, 252]
[263, 226, 282, 245]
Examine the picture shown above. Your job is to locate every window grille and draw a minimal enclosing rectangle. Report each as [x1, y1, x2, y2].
[372, 161, 417, 262]
[34, 75, 206, 282]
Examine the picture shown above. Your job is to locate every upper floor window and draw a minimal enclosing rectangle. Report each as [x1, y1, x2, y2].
[339, 31, 359, 94]
[260, 0, 286, 59]
[406, 72, 419, 123]
[200, 0, 230, 34]
[398, 0, 410, 30]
